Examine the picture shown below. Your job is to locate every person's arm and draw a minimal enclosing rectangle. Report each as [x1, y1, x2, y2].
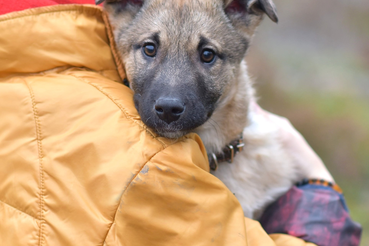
[105, 134, 317, 246]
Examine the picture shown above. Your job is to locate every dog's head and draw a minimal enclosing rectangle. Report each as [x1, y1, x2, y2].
[99, 0, 277, 138]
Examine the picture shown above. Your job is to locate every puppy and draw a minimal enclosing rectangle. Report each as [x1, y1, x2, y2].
[99, 0, 308, 218]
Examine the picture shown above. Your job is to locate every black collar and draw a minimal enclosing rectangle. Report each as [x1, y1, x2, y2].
[208, 134, 245, 171]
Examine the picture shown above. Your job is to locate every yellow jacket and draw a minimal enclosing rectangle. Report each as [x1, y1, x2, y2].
[0, 5, 316, 246]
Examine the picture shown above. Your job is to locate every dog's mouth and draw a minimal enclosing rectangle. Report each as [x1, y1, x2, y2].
[144, 115, 202, 139]
[155, 127, 187, 139]
[134, 93, 213, 138]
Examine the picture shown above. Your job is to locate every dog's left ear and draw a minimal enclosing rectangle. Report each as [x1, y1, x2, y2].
[224, 0, 278, 23]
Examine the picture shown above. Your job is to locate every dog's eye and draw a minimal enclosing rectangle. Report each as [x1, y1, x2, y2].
[143, 43, 157, 57]
[201, 49, 215, 63]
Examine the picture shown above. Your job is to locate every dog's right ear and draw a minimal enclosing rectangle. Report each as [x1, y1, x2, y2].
[99, 0, 145, 30]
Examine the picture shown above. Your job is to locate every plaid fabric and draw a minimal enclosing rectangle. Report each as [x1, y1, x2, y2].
[259, 185, 362, 246]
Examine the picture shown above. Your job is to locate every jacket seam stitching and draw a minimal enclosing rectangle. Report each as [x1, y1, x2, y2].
[0, 200, 39, 220]
[102, 12, 126, 82]
[69, 74, 168, 147]
[101, 145, 173, 245]
[25, 81, 46, 246]
[0, 5, 102, 23]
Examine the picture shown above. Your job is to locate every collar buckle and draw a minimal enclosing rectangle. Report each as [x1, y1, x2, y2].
[208, 132, 245, 171]
[209, 153, 219, 171]
[237, 134, 244, 152]
[227, 145, 234, 163]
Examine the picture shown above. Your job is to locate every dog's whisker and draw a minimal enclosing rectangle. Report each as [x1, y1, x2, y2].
[208, 118, 221, 137]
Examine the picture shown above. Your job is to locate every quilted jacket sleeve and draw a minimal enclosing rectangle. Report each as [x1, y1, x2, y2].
[103, 138, 317, 246]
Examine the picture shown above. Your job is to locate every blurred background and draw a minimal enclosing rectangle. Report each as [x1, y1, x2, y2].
[246, 0, 369, 244]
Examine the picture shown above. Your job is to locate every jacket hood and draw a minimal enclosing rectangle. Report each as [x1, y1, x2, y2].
[0, 4, 125, 80]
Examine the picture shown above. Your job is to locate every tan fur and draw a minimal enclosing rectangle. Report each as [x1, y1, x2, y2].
[103, 0, 308, 218]
[197, 61, 306, 218]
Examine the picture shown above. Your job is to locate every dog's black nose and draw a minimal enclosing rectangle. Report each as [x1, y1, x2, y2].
[155, 98, 185, 124]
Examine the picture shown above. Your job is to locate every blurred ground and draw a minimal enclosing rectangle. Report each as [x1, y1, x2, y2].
[245, 0, 369, 244]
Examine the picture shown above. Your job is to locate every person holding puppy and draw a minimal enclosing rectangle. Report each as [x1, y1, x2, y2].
[0, 1, 361, 246]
